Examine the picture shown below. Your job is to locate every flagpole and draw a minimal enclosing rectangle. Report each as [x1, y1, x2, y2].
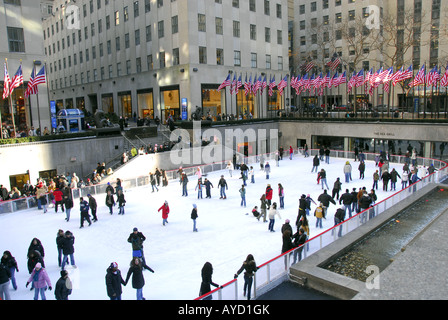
[7, 59, 17, 138]
[33, 62, 43, 135]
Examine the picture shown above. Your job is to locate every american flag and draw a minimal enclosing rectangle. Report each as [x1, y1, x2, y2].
[261, 75, 267, 94]
[277, 75, 288, 96]
[244, 75, 251, 96]
[440, 65, 448, 87]
[426, 66, 439, 87]
[230, 74, 237, 94]
[218, 74, 231, 91]
[301, 59, 315, 73]
[9, 64, 23, 95]
[312, 73, 322, 89]
[268, 75, 276, 96]
[347, 71, 357, 92]
[323, 72, 331, 88]
[24, 68, 36, 98]
[254, 75, 262, 94]
[384, 68, 394, 93]
[355, 69, 364, 87]
[2, 62, 11, 100]
[326, 53, 341, 71]
[330, 72, 338, 88]
[25, 65, 46, 98]
[235, 75, 242, 95]
[33, 65, 46, 86]
[410, 64, 426, 87]
[393, 65, 413, 86]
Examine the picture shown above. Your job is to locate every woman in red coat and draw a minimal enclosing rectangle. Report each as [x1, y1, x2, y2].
[53, 188, 64, 213]
[265, 184, 273, 209]
[158, 201, 170, 226]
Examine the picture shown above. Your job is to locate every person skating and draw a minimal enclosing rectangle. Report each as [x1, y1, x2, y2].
[87, 194, 98, 222]
[56, 229, 65, 267]
[317, 169, 329, 190]
[264, 162, 271, 179]
[181, 172, 189, 196]
[1, 251, 18, 291]
[158, 201, 170, 226]
[314, 203, 325, 229]
[265, 184, 273, 209]
[292, 228, 307, 263]
[150, 172, 159, 192]
[339, 189, 353, 218]
[199, 262, 220, 300]
[268, 202, 281, 232]
[203, 178, 214, 198]
[332, 177, 342, 200]
[124, 257, 155, 300]
[311, 155, 320, 173]
[195, 180, 203, 199]
[317, 189, 336, 218]
[259, 194, 267, 222]
[191, 204, 198, 232]
[54, 270, 72, 300]
[382, 169, 391, 191]
[0, 260, 11, 300]
[390, 168, 401, 191]
[26, 263, 52, 300]
[128, 228, 147, 264]
[105, 262, 126, 300]
[218, 175, 228, 199]
[239, 185, 246, 207]
[234, 254, 258, 300]
[105, 190, 115, 214]
[278, 183, 285, 209]
[61, 230, 76, 270]
[117, 189, 126, 215]
[79, 197, 92, 228]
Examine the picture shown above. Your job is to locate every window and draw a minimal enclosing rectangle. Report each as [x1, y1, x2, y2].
[115, 11, 120, 25]
[264, 0, 270, 15]
[249, 0, 256, 11]
[265, 27, 271, 43]
[251, 53, 257, 68]
[233, 21, 240, 37]
[250, 24, 256, 40]
[7, 27, 25, 52]
[172, 15, 178, 34]
[134, 1, 139, 17]
[146, 26, 152, 42]
[234, 50, 241, 66]
[173, 48, 179, 65]
[159, 51, 166, 68]
[311, 2, 317, 12]
[215, 17, 223, 35]
[266, 55, 271, 69]
[135, 29, 140, 46]
[124, 6, 129, 22]
[158, 21, 164, 38]
[116, 36, 120, 51]
[277, 30, 282, 45]
[125, 33, 130, 48]
[278, 56, 283, 70]
[216, 48, 224, 65]
[199, 47, 207, 64]
[198, 14, 206, 32]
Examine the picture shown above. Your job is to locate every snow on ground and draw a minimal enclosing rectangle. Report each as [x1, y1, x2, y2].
[0, 154, 404, 300]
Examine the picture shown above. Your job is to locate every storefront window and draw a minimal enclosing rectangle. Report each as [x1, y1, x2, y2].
[137, 89, 154, 119]
[101, 94, 114, 113]
[161, 86, 179, 123]
[202, 85, 223, 119]
[118, 91, 132, 118]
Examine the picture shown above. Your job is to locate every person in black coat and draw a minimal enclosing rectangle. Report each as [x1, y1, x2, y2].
[233, 254, 258, 300]
[61, 231, 76, 270]
[127, 228, 146, 264]
[339, 189, 353, 218]
[381, 170, 391, 191]
[28, 238, 45, 260]
[124, 257, 154, 300]
[87, 194, 98, 222]
[203, 178, 213, 198]
[0, 263, 11, 300]
[105, 262, 126, 300]
[1, 251, 18, 290]
[317, 190, 336, 218]
[55, 270, 72, 300]
[56, 229, 65, 267]
[311, 155, 320, 172]
[199, 262, 220, 300]
[292, 228, 307, 263]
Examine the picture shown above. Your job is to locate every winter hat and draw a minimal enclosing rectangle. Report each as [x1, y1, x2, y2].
[87, 194, 91, 197]
[110, 262, 118, 269]
[193, 204, 197, 208]
[133, 227, 138, 232]
[35, 263, 42, 269]
[61, 270, 68, 277]
[164, 200, 168, 204]
[285, 219, 290, 223]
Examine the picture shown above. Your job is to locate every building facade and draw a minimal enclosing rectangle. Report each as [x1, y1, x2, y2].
[291, 0, 448, 113]
[43, 0, 289, 123]
[0, 0, 52, 136]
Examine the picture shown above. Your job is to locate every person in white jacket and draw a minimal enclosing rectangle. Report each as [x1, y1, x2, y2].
[268, 202, 281, 232]
[343, 161, 352, 183]
[226, 161, 234, 177]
